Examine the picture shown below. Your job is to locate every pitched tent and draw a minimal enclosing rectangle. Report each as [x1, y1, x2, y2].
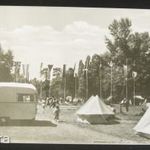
[134, 106, 150, 138]
[134, 95, 145, 105]
[76, 95, 115, 124]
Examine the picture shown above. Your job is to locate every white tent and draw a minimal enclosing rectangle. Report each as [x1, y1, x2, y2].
[134, 106, 150, 138]
[134, 95, 144, 100]
[76, 95, 115, 124]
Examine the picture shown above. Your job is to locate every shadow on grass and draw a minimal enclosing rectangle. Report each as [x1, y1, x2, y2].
[114, 116, 121, 120]
[0, 120, 57, 127]
[137, 132, 150, 139]
[120, 112, 129, 115]
[76, 116, 120, 126]
[100, 116, 121, 125]
[104, 119, 120, 125]
[135, 112, 145, 116]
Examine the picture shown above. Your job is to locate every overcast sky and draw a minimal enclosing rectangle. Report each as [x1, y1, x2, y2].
[0, 6, 150, 79]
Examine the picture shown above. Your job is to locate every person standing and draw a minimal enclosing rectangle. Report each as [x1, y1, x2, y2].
[54, 104, 60, 122]
[120, 98, 125, 113]
[125, 99, 129, 112]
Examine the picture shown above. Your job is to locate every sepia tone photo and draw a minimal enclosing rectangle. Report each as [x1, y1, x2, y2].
[0, 6, 150, 144]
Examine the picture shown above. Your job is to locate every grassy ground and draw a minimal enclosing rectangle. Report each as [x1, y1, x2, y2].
[58, 104, 150, 144]
[0, 103, 149, 144]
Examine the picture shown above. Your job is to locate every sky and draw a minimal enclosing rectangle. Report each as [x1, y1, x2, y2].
[0, 6, 150, 79]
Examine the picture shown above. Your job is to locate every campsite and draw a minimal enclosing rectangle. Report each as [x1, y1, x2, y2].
[1, 6, 150, 144]
[0, 95, 149, 144]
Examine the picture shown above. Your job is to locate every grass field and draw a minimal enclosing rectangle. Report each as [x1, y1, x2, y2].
[0, 103, 150, 144]
[55, 104, 150, 144]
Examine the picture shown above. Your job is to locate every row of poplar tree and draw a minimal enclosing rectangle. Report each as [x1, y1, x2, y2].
[50, 18, 150, 103]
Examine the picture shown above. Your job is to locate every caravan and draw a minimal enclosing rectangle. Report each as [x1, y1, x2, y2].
[0, 82, 38, 121]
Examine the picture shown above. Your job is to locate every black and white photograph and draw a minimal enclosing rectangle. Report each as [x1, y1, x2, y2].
[0, 5, 150, 144]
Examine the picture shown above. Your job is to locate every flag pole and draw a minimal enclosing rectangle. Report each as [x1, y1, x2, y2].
[86, 68, 88, 100]
[133, 75, 135, 106]
[49, 71, 51, 97]
[99, 63, 102, 98]
[63, 64, 66, 102]
[64, 76, 66, 101]
[83, 67, 88, 100]
[133, 60, 136, 106]
[126, 59, 128, 100]
[74, 73, 77, 98]
[74, 63, 78, 99]
[48, 65, 53, 97]
[132, 70, 137, 106]
[110, 61, 113, 98]
[40, 62, 43, 98]
[26, 64, 29, 83]
[74, 64, 77, 99]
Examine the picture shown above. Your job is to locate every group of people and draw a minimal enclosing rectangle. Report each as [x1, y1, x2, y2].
[40, 96, 60, 122]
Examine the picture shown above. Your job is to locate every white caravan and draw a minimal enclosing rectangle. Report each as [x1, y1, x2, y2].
[0, 82, 38, 121]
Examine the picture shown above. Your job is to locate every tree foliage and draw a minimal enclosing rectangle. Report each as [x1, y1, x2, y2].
[0, 49, 14, 82]
[39, 18, 150, 103]
[105, 18, 150, 101]
[78, 60, 85, 99]
[50, 76, 63, 98]
[75, 18, 150, 103]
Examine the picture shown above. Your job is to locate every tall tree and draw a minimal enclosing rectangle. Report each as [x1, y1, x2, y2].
[88, 54, 101, 96]
[129, 32, 150, 97]
[66, 68, 75, 98]
[0, 49, 14, 82]
[106, 18, 132, 66]
[51, 76, 63, 98]
[78, 60, 85, 99]
[85, 55, 91, 68]
[106, 18, 150, 101]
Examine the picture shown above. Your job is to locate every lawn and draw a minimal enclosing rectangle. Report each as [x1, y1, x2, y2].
[2, 103, 149, 144]
[58, 104, 150, 144]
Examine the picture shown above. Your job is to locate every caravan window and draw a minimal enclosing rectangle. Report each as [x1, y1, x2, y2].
[18, 94, 34, 102]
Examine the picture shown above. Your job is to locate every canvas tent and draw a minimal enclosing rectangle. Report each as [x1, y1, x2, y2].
[134, 95, 145, 105]
[134, 106, 150, 138]
[76, 95, 115, 124]
[105, 96, 113, 105]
